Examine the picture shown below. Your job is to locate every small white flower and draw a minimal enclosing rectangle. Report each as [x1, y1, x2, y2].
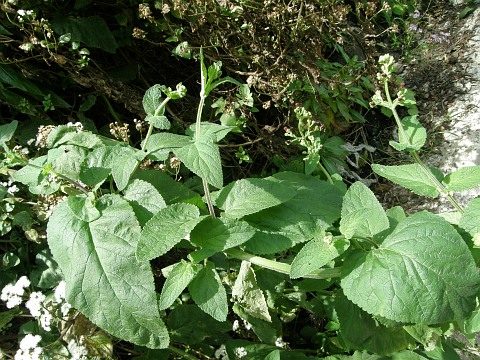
[54, 281, 66, 302]
[242, 319, 251, 330]
[17, 9, 26, 16]
[1, 276, 30, 308]
[7, 185, 19, 194]
[67, 338, 88, 359]
[25, 292, 45, 317]
[60, 302, 72, 316]
[275, 337, 287, 348]
[15, 334, 43, 360]
[232, 319, 240, 331]
[234, 346, 247, 358]
[39, 311, 52, 331]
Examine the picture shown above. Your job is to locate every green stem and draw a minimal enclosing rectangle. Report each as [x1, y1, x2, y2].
[168, 346, 199, 360]
[384, 84, 464, 214]
[318, 162, 334, 184]
[225, 248, 342, 279]
[196, 68, 216, 218]
[141, 98, 171, 152]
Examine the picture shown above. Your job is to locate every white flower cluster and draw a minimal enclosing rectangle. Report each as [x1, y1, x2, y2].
[1, 279, 72, 332]
[214, 344, 229, 359]
[1, 180, 19, 195]
[1, 276, 30, 308]
[16, 9, 35, 23]
[66, 121, 84, 132]
[67, 337, 89, 360]
[15, 334, 43, 360]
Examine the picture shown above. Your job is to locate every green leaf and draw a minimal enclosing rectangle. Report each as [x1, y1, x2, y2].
[112, 148, 145, 191]
[243, 172, 343, 254]
[336, 292, 413, 355]
[144, 133, 191, 161]
[67, 193, 101, 222]
[290, 236, 349, 279]
[459, 197, 480, 246]
[123, 179, 166, 226]
[175, 137, 223, 189]
[185, 122, 236, 142]
[232, 261, 271, 322]
[190, 217, 256, 251]
[136, 203, 202, 261]
[389, 116, 426, 151]
[142, 84, 164, 116]
[132, 170, 204, 208]
[145, 115, 170, 130]
[213, 178, 296, 218]
[372, 163, 443, 198]
[0, 120, 18, 145]
[12, 156, 46, 187]
[51, 16, 118, 53]
[168, 304, 231, 345]
[47, 195, 169, 348]
[46, 126, 102, 149]
[50, 145, 88, 181]
[158, 261, 201, 310]
[339, 182, 389, 240]
[341, 211, 480, 324]
[442, 166, 480, 192]
[189, 261, 228, 321]
[304, 153, 320, 175]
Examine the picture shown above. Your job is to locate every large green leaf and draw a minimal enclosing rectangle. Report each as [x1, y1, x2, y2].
[190, 217, 256, 251]
[51, 16, 118, 53]
[47, 195, 169, 348]
[372, 163, 443, 198]
[442, 166, 480, 192]
[189, 261, 228, 321]
[158, 261, 202, 310]
[136, 203, 202, 261]
[339, 182, 389, 240]
[336, 292, 413, 354]
[290, 236, 349, 279]
[341, 211, 480, 324]
[175, 137, 223, 189]
[243, 172, 343, 253]
[214, 177, 296, 218]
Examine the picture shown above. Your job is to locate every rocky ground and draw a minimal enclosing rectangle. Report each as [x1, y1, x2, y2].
[376, 0, 480, 218]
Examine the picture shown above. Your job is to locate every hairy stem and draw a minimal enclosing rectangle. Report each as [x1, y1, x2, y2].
[225, 248, 342, 279]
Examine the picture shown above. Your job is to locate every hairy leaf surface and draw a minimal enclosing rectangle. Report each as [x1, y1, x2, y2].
[341, 211, 480, 324]
[190, 217, 256, 251]
[372, 164, 443, 198]
[443, 166, 480, 192]
[123, 179, 166, 225]
[389, 116, 426, 151]
[175, 137, 223, 189]
[189, 261, 228, 321]
[214, 177, 296, 219]
[136, 203, 201, 261]
[290, 236, 349, 279]
[340, 182, 389, 240]
[47, 195, 169, 348]
[158, 261, 202, 310]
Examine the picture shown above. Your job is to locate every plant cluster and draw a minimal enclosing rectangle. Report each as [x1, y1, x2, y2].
[1, 51, 479, 359]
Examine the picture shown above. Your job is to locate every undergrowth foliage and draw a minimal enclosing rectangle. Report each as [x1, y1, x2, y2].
[1, 51, 480, 359]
